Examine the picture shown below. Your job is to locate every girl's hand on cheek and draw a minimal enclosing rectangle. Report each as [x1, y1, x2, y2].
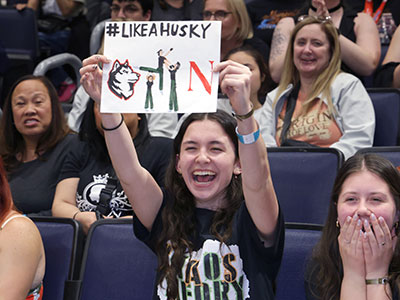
[338, 213, 365, 278]
[363, 214, 394, 278]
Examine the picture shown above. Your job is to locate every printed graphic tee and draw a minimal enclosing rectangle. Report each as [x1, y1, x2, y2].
[134, 189, 285, 300]
[276, 98, 342, 147]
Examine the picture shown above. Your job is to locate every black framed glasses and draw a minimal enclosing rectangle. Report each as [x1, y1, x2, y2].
[202, 10, 232, 21]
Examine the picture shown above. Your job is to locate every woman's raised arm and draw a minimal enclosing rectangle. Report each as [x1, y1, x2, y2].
[215, 60, 279, 245]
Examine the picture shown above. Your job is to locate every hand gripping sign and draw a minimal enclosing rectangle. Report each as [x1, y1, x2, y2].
[101, 21, 221, 113]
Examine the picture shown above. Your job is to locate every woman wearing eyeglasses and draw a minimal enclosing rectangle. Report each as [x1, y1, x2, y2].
[269, 0, 380, 83]
[202, 0, 269, 62]
[259, 16, 375, 160]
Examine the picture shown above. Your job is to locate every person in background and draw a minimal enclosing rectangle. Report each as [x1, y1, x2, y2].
[269, 0, 381, 83]
[374, 25, 400, 88]
[203, 0, 270, 63]
[260, 16, 375, 160]
[223, 45, 274, 116]
[53, 99, 172, 234]
[305, 153, 400, 300]
[0, 75, 75, 216]
[151, 0, 204, 21]
[79, 54, 283, 299]
[16, 0, 90, 101]
[68, 0, 178, 138]
[0, 157, 45, 299]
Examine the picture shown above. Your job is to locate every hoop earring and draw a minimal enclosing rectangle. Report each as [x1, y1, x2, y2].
[336, 220, 340, 228]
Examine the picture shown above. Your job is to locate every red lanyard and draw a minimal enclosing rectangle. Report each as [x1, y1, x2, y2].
[363, 0, 388, 23]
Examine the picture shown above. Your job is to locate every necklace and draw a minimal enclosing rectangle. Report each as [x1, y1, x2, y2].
[310, 1, 343, 14]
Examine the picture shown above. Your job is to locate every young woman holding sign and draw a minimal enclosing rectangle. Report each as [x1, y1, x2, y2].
[79, 54, 283, 300]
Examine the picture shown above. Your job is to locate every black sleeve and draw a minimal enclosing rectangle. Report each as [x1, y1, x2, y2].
[374, 62, 400, 88]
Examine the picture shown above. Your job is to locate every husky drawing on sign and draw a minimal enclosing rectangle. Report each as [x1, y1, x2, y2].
[108, 59, 140, 100]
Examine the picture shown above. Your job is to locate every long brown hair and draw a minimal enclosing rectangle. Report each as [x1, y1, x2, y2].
[0, 157, 14, 226]
[156, 110, 243, 299]
[307, 154, 400, 299]
[0, 75, 70, 173]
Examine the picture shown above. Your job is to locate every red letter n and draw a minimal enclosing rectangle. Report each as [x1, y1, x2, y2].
[188, 61, 214, 95]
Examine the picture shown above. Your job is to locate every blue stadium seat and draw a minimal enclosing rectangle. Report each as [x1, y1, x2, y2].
[367, 88, 400, 146]
[0, 7, 39, 68]
[79, 218, 157, 300]
[31, 217, 83, 300]
[356, 146, 400, 167]
[267, 147, 344, 225]
[276, 223, 323, 300]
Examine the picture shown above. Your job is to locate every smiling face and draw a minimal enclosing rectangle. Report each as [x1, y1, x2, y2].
[11, 79, 52, 141]
[293, 23, 331, 80]
[337, 169, 398, 232]
[175, 119, 241, 210]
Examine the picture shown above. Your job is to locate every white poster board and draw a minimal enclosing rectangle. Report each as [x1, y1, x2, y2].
[101, 21, 221, 113]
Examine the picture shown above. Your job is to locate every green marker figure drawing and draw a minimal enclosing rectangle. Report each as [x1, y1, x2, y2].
[145, 74, 155, 110]
[168, 62, 180, 112]
[139, 48, 172, 91]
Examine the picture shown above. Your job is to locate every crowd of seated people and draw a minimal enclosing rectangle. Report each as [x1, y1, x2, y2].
[1, 0, 400, 298]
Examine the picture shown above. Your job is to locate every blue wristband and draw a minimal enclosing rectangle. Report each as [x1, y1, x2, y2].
[236, 126, 260, 144]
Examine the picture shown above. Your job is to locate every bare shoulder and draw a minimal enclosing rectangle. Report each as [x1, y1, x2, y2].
[0, 216, 42, 248]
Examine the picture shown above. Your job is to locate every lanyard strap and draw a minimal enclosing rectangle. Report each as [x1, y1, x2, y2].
[364, 0, 388, 23]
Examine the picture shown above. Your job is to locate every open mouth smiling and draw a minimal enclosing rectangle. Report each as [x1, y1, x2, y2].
[193, 170, 216, 183]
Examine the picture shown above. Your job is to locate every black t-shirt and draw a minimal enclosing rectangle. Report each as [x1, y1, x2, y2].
[58, 133, 173, 217]
[151, 0, 204, 21]
[134, 189, 285, 300]
[9, 134, 76, 216]
[374, 62, 400, 88]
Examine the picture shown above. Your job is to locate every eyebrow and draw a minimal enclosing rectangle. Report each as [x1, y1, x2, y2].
[341, 191, 388, 198]
[182, 140, 225, 146]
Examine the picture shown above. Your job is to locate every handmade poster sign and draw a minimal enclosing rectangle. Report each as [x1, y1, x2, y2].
[101, 21, 221, 113]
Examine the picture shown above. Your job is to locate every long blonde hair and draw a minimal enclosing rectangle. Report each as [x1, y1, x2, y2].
[274, 16, 341, 115]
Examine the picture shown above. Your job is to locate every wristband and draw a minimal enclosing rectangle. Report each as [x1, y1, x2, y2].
[236, 126, 260, 144]
[232, 104, 254, 121]
[101, 114, 124, 131]
[365, 277, 388, 285]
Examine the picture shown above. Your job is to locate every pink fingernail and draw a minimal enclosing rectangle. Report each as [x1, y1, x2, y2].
[371, 213, 376, 221]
